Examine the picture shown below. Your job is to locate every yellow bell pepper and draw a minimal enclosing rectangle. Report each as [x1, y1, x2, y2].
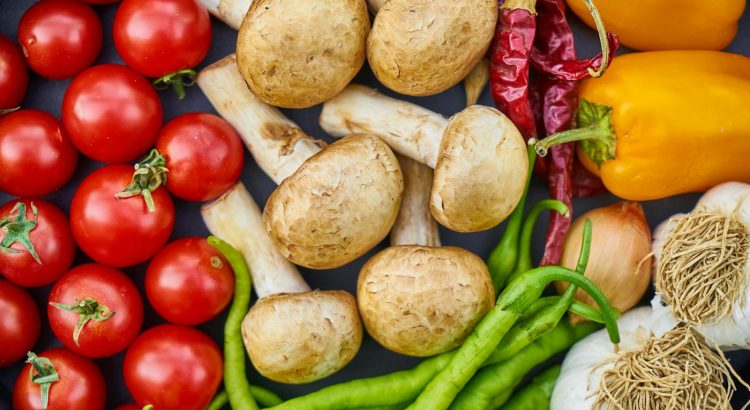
[567, 0, 745, 51]
[535, 51, 750, 201]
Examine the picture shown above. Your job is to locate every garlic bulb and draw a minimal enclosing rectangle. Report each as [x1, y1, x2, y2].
[652, 182, 750, 349]
[552, 307, 740, 410]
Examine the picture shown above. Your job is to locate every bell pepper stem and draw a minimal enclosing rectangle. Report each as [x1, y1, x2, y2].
[535, 124, 609, 156]
[536, 99, 616, 167]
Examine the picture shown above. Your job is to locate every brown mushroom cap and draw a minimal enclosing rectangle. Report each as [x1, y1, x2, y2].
[367, 0, 497, 96]
[242, 290, 362, 383]
[357, 246, 494, 356]
[237, 0, 370, 108]
[431, 105, 528, 232]
[264, 134, 404, 269]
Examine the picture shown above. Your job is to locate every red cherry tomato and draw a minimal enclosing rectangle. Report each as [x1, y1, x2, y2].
[48, 264, 143, 358]
[0, 109, 78, 197]
[13, 348, 106, 410]
[146, 237, 234, 325]
[113, 0, 211, 78]
[85, 0, 121, 3]
[70, 165, 174, 267]
[62, 64, 163, 163]
[0, 199, 76, 288]
[0, 279, 40, 367]
[17, 0, 102, 79]
[124, 325, 223, 410]
[156, 113, 244, 201]
[0, 34, 28, 110]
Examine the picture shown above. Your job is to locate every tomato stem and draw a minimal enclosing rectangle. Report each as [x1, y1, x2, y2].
[49, 298, 115, 347]
[26, 352, 59, 409]
[0, 201, 41, 264]
[115, 149, 169, 213]
[153, 69, 197, 100]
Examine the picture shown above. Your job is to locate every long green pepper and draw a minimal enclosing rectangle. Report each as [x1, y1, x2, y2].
[206, 387, 283, 409]
[487, 143, 537, 291]
[208, 236, 260, 410]
[498, 365, 561, 410]
[407, 231, 619, 409]
[451, 322, 593, 410]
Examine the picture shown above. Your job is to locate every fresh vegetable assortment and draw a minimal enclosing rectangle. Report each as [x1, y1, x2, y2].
[1, 0, 750, 409]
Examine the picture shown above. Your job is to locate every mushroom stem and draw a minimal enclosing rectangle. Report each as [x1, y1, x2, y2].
[199, 0, 251, 30]
[197, 54, 323, 184]
[391, 155, 441, 247]
[201, 183, 310, 298]
[320, 84, 447, 168]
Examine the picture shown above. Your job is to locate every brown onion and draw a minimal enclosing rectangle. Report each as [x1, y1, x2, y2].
[555, 202, 652, 321]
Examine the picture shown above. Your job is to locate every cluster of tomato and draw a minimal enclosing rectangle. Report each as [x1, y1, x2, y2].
[0, 1, 247, 409]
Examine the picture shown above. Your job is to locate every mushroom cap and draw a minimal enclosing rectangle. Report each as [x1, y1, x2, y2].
[236, 0, 370, 108]
[367, 0, 497, 96]
[357, 246, 494, 356]
[242, 290, 362, 384]
[264, 134, 404, 269]
[431, 105, 528, 232]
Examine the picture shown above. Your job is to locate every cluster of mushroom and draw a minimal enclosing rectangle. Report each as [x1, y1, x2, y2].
[196, 0, 529, 383]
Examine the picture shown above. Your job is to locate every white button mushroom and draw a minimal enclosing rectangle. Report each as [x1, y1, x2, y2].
[263, 134, 404, 269]
[367, 0, 497, 96]
[202, 183, 362, 383]
[320, 84, 528, 233]
[198, 55, 404, 269]
[348, 109, 494, 357]
[358, 246, 494, 356]
[235, 0, 370, 108]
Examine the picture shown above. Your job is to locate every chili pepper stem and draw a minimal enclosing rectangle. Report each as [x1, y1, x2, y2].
[581, 0, 610, 77]
[511, 199, 570, 280]
[115, 149, 169, 213]
[153, 69, 198, 100]
[0, 201, 41, 264]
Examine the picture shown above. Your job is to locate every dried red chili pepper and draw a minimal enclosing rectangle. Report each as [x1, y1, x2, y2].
[530, 0, 617, 266]
[488, 0, 538, 141]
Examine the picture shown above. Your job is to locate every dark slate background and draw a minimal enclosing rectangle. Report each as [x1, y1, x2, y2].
[1, 0, 749, 408]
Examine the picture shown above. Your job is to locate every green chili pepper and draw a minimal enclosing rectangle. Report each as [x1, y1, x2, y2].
[497, 365, 561, 410]
[487, 144, 536, 292]
[206, 386, 283, 410]
[509, 199, 570, 282]
[407, 226, 619, 410]
[208, 236, 259, 410]
[450, 322, 592, 410]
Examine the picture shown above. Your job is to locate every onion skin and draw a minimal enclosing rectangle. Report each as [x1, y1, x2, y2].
[555, 202, 652, 321]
